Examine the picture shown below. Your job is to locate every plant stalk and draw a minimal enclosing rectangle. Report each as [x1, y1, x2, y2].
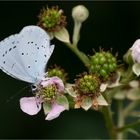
[65, 43, 90, 67]
[123, 100, 140, 117]
[101, 106, 117, 139]
[117, 100, 125, 139]
[117, 119, 140, 132]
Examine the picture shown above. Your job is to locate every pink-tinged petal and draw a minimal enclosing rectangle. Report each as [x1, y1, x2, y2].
[41, 76, 64, 92]
[45, 103, 65, 121]
[131, 39, 140, 63]
[20, 97, 41, 115]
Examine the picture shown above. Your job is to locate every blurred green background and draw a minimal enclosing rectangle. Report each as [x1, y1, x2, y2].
[0, 1, 140, 139]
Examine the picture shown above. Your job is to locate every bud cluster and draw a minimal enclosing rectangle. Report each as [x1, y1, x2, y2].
[90, 51, 117, 80]
[38, 6, 67, 32]
[75, 74, 100, 95]
[48, 66, 67, 83]
[40, 85, 57, 101]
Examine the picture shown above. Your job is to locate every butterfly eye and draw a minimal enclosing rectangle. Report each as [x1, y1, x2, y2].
[31, 84, 37, 92]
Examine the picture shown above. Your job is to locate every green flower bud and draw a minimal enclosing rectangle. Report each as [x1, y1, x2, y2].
[90, 51, 117, 80]
[38, 6, 67, 33]
[48, 66, 67, 83]
[72, 5, 89, 23]
[75, 73, 100, 95]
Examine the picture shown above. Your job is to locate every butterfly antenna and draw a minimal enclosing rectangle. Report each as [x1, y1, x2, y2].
[0, 85, 30, 106]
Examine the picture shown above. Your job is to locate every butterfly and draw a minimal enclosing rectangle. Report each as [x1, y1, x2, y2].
[0, 25, 54, 86]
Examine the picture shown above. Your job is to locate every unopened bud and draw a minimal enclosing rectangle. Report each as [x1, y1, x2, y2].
[72, 5, 89, 23]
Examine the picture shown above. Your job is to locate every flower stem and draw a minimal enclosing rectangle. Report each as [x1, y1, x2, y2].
[117, 100, 125, 139]
[123, 100, 140, 117]
[101, 106, 117, 139]
[72, 21, 81, 46]
[65, 43, 90, 67]
[117, 119, 140, 132]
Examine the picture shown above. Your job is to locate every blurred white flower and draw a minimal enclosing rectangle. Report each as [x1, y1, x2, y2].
[130, 39, 140, 63]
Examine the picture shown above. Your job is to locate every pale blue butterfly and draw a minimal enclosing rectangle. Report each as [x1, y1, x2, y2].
[0, 25, 54, 85]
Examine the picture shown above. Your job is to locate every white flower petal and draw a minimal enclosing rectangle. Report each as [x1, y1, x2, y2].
[100, 83, 108, 92]
[132, 63, 140, 76]
[45, 103, 65, 121]
[97, 94, 108, 106]
[41, 76, 64, 92]
[20, 97, 41, 115]
[130, 39, 140, 63]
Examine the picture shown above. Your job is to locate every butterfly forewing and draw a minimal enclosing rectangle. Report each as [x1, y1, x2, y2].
[18, 26, 54, 81]
[0, 26, 54, 83]
[0, 34, 33, 82]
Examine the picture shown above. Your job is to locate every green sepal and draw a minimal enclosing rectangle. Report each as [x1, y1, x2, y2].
[97, 94, 108, 106]
[65, 83, 77, 97]
[54, 27, 70, 43]
[81, 96, 92, 111]
[43, 102, 52, 115]
[123, 49, 134, 65]
[56, 94, 69, 110]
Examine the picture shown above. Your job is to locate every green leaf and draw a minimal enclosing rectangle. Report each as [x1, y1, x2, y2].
[56, 94, 69, 110]
[127, 128, 140, 137]
[65, 83, 77, 97]
[132, 63, 140, 76]
[81, 96, 92, 111]
[97, 94, 108, 106]
[54, 27, 70, 43]
[43, 102, 52, 115]
[126, 88, 140, 100]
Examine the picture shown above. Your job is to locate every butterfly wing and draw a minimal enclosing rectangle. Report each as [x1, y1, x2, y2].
[0, 25, 54, 83]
